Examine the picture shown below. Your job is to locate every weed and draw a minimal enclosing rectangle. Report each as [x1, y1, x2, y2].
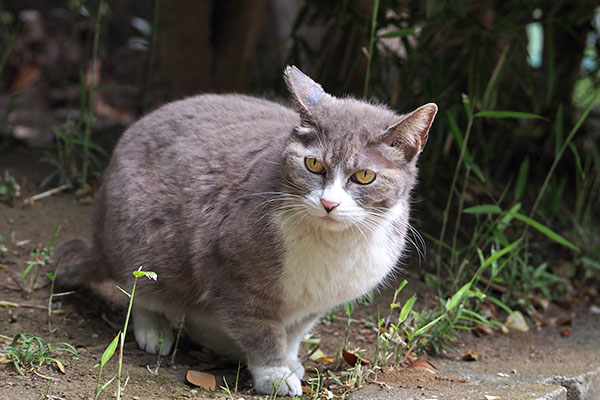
[41, 0, 109, 192]
[169, 312, 185, 365]
[0, 234, 7, 255]
[0, 171, 21, 203]
[94, 266, 157, 400]
[220, 377, 234, 400]
[1, 333, 77, 376]
[21, 228, 60, 295]
[146, 329, 164, 375]
[342, 302, 354, 350]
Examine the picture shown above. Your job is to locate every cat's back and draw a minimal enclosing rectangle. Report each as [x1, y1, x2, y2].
[116, 94, 298, 158]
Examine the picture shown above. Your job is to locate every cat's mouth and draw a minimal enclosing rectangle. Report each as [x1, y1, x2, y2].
[321, 215, 337, 223]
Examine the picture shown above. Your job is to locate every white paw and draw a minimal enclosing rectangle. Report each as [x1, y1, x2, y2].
[252, 366, 303, 397]
[285, 358, 305, 380]
[133, 309, 174, 356]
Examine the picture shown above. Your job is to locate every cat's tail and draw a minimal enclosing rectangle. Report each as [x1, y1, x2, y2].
[53, 238, 99, 289]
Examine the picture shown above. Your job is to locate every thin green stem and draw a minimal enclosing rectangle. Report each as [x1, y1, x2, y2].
[436, 114, 474, 277]
[526, 90, 599, 228]
[117, 275, 138, 400]
[47, 260, 62, 332]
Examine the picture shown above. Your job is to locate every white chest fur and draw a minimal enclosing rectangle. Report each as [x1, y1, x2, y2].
[277, 207, 406, 325]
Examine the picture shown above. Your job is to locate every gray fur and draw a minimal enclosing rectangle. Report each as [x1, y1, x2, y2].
[55, 66, 437, 396]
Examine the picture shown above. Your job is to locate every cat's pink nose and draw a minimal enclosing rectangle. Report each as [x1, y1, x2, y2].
[320, 199, 340, 213]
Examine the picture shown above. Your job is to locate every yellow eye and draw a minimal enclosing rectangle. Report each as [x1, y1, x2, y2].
[351, 170, 376, 185]
[305, 157, 325, 174]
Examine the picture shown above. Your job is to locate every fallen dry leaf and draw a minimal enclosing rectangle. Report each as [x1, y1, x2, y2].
[342, 349, 371, 366]
[462, 348, 478, 362]
[532, 296, 550, 313]
[309, 348, 334, 363]
[473, 324, 494, 337]
[484, 395, 500, 400]
[560, 328, 571, 337]
[186, 370, 216, 390]
[9, 61, 41, 93]
[544, 317, 573, 327]
[505, 311, 529, 332]
[407, 359, 437, 374]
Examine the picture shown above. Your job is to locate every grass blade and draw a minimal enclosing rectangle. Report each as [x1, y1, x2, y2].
[473, 110, 548, 120]
[509, 211, 580, 252]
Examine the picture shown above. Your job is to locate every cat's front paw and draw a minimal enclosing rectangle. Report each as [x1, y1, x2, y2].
[285, 358, 305, 380]
[133, 309, 174, 355]
[252, 366, 303, 397]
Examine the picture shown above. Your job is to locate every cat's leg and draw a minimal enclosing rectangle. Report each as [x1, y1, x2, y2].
[132, 304, 174, 356]
[285, 314, 319, 379]
[218, 310, 303, 397]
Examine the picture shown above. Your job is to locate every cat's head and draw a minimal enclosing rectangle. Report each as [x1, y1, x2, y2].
[279, 66, 437, 233]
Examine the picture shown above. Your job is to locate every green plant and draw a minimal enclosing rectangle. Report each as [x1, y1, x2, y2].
[41, 0, 109, 192]
[94, 266, 157, 400]
[1, 333, 77, 376]
[0, 234, 7, 255]
[146, 329, 164, 375]
[0, 171, 21, 203]
[220, 362, 242, 400]
[169, 312, 185, 365]
[21, 228, 60, 294]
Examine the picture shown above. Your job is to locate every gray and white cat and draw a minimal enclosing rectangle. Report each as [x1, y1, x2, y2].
[56, 66, 437, 396]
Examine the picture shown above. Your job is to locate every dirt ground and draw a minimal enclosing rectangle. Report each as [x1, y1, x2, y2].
[0, 146, 598, 400]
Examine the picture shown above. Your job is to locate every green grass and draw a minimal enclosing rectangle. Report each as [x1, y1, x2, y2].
[1, 333, 78, 376]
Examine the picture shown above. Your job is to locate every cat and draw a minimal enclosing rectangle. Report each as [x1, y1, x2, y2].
[55, 66, 437, 396]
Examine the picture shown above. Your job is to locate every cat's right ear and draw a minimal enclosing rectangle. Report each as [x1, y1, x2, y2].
[284, 65, 332, 124]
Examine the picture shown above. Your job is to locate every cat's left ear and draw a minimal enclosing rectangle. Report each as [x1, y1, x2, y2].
[383, 103, 438, 161]
[284, 65, 332, 123]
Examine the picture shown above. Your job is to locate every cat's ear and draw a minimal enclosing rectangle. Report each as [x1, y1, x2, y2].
[284, 65, 332, 123]
[382, 103, 438, 161]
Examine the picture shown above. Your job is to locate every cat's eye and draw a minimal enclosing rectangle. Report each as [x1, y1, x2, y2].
[351, 169, 376, 185]
[305, 157, 326, 174]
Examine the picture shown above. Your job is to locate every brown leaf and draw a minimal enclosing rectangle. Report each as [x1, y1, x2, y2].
[545, 317, 573, 327]
[462, 348, 478, 362]
[9, 61, 41, 93]
[473, 324, 494, 337]
[560, 328, 571, 337]
[95, 99, 134, 125]
[186, 370, 216, 390]
[407, 359, 437, 374]
[342, 349, 371, 366]
[533, 296, 550, 313]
